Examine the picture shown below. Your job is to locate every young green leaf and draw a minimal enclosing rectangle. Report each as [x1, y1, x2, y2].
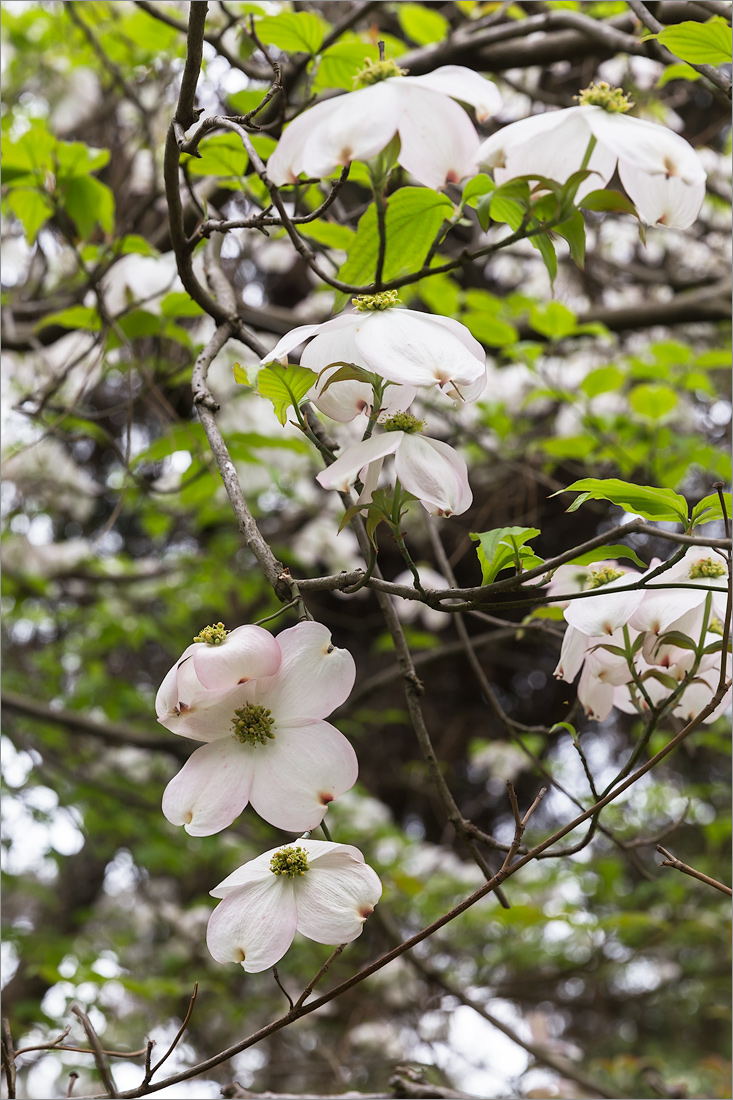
[690, 491, 732, 529]
[557, 478, 689, 524]
[645, 18, 733, 65]
[257, 363, 318, 425]
[470, 526, 542, 584]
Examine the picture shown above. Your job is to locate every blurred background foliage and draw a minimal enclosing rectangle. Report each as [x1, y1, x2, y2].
[1, 1, 731, 1098]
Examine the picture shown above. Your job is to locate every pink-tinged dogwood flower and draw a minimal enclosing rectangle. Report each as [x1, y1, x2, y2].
[207, 839, 382, 973]
[316, 413, 472, 518]
[267, 63, 501, 191]
[629, 548, 728, 638]
[160, 622, 358, 836]
[262, 292, 487, 399]
[478, 82, 706, 229]
[156, 623, 282, 724]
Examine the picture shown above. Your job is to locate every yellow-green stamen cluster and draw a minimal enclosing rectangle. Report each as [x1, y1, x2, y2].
[193, 622, 230, 645]
[352, 290, 401, 312]
[232, 703, 275, 746]
[576, 82, 634, 113]
[587, 566, 625, 589]
[354, 57, 407, 87]
[689, 557, 726, 579]
[708, 617, 724, 636]
[270, 846, 310, 877]
[383, 411, 425, 434]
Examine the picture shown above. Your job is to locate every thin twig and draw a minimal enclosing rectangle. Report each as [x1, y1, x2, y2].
[147, 983, 198, 1080]
[656, 846, 732, 896]
[71, 1006, 119, 1098]
[294, 944, 346, 1010]
[2, 1018, 16, 1100]
[272, 968, 295, 1011]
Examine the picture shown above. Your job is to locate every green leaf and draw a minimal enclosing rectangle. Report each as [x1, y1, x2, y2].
[64, 175, 115, 238]
[555, 210, 586, 269]
[301, 220, 356, 250]
[648, 19, 733, 65]
[628, 383, 678, 420]
[255, 11, 328, 54]
[657, 61, 702, 87]
[257, 363, 318, 425]
[470, 526, 542, 584]
[36, 306, 102, 333]
[1, 121, 56, 184]
[489, 179, 530, 230]
[462, 173, 495, 206]
[550, 721, 577, 739]
[117, 234, 160, 258]
[462, 313, 518, 347]
[557, 478, 689, 524]
[54, 140, 110, 179]
[317, 363, 377, 393]
[108, 310, 162, 346]
[565, 545, 647, 569]
[186, 133, 249, 178]
[397, 2, 449, 45]
[314, 39, 373, 91]
[160, 293, 205, 318]
[690, 491, 732, 528]
[579, 188, 640, 219]
[529, 301, 577, 340]
[581, 365, 625, 397]
[530, 225, 557, 286]
[233, 363, 250, 385]
[336, 187, 453, 294]
[5, 188, 54, 243]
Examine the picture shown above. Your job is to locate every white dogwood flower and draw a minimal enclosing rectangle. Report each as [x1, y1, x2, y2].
[478, 82, 706, 228]
[207, 839, 382, 973]
[262, 292, 487, 399]
[267, 63, 501, 191]
[316, 412, 472, 518]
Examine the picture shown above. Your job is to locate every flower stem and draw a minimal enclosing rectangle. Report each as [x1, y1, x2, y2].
[579, 133, 597, 173]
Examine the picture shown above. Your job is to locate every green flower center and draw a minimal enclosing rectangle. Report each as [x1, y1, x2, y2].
[352, 290, 401, 312]
[193, 622, 230, 645]
[689, 557, 726, 579]
[270, 846, 310, 877]
[383, 412, 425, 434]
[231, 703, 275, 745]
[587, 566, 625, 589]
[576, 82, 634, 113]
[708, 617, 724, 636]
[354, 57, 407, 87]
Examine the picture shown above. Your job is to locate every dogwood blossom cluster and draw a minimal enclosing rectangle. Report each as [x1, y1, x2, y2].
[157, 621, 382, 972]
[262, 291, 485, 517]
[552, 550, 730, 722]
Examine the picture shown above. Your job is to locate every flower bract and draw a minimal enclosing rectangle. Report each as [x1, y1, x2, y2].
[159, 622, 358, 835]
[207, 839, 383, 973]
[316, 429, 472, 518]
[266, 66, 502, 191]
